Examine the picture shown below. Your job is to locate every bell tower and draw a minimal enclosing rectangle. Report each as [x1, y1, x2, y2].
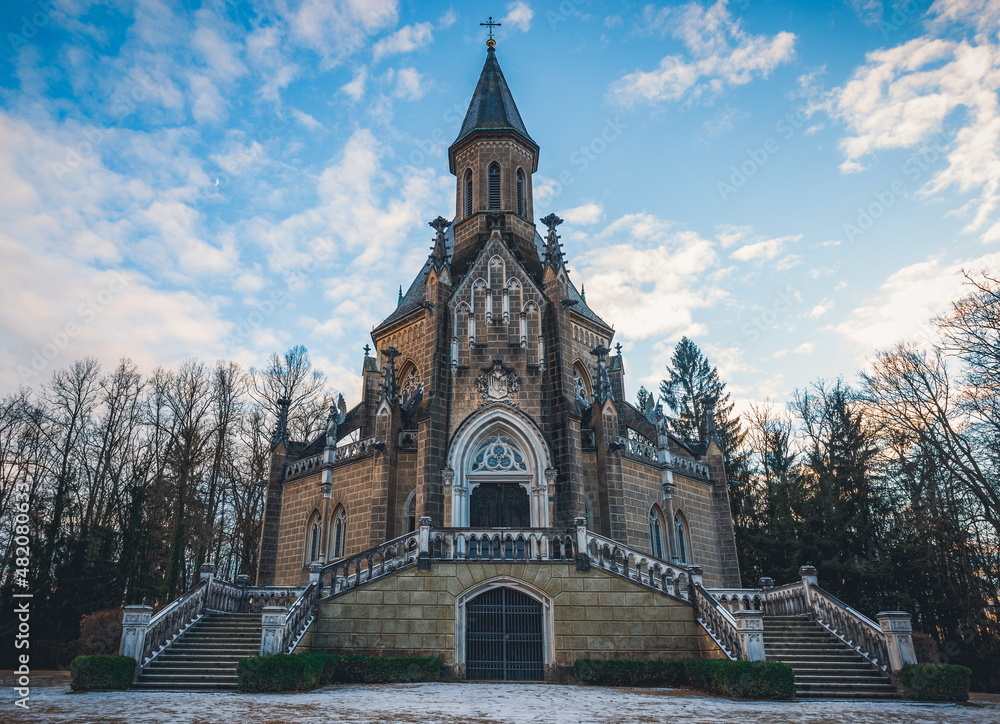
[447, 35, 540, 270]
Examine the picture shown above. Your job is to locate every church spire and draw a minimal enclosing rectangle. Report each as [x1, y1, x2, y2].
[449, 42, 537, 171]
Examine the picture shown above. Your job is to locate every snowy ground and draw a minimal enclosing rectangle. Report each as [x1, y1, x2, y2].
[5, 672, 999, 724]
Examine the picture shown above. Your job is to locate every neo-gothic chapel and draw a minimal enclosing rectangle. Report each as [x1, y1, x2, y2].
[121, 39, 916, 694]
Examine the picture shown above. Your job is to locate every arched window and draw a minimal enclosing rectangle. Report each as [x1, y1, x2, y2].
[674, 511, 691, 564]
[402, 489, 417, 534]
[331, 506, 347, 560]
[516, 168, 525, 216]
[573, 361, 592, 407]
[649, 506, 665, 559]
[488, 163, 501, 210]
[464, 168, 473, 217]
[305, 510, 322, 564]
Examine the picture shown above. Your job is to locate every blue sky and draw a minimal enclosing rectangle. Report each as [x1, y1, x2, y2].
[2, 0, 999, 413]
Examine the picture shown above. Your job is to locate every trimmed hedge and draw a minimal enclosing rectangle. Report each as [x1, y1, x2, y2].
[70, 655, 136, 691]
[684, 659, 795, 700]
[899, 663, 972, 701]
[574, 659, 686, 687]
[236, 653, 441, 692]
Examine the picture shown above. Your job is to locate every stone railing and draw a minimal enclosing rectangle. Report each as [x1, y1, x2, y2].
[808, 583, 892, 671]
[665, 452, 711, 481]
[581, 526, 692, 601]
[429, 528, 576, 561]
[284, 437, 379, 480]
[692, 582, 742, 660]
[124, 578, 210, 668]
[320, 530, 420, 596]
[617, 436, 657, 464]
[761, 580, 808, 616]
[261, 578, 320, 655]
[708, 587, 765, 612]
[285, 453, 324, 479]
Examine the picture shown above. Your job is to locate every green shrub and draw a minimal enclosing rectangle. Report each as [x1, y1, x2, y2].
[683, 659, 794, 700]
[70, 655, 136, 691]
[573, 659, 686, 687]
[236, 653, 441, 692]
[900, 663, 971, 701]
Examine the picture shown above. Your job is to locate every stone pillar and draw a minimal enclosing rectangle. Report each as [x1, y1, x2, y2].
[118, 605, 153, 664]
[574, 517, 590, 572]
[799, 565, 818, 608]
[199, 562, 215, 583]
[878, 611, 917, 672]
[689, 565, 704, 587]
[308, 562, 322, 585]
[733, 609, 766, 661]
[260, 606, 287, 655]
[417, 515, 432, 571]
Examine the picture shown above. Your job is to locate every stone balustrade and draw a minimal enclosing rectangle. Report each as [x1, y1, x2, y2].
[613, 436, 712, 480]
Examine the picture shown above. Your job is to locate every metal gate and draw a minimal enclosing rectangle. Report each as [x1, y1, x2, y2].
[465, 587, 544, 681]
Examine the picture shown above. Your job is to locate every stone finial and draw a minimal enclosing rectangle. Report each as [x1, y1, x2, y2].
[380, 346, 401, 405]
[428, 216, 451, 269]
[541, 213, 564, 268]
[271, 397, 291, 448]
[704, 402, 721, 446]
[590, 345, 612, 404]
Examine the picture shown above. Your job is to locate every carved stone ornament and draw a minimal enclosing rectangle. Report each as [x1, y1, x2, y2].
[441, 468, 455, 487]
[476, 359, 519, 402]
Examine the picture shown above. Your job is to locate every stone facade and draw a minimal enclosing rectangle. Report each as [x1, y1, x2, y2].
[255, 43, 743, 673]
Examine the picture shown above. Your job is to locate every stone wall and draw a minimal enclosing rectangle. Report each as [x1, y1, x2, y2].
[306, 561, 724, 680]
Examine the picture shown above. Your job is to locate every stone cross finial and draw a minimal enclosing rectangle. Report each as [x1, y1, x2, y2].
[363, 343, 371, 357]
[541, 213, 565, 268]
[480, 15, 502, 43]
[428, 216, 451, 268]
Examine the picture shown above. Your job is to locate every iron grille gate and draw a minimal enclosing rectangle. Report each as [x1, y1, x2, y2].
[466, 587, 544, 681]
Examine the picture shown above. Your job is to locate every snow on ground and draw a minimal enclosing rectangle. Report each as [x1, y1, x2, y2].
[6, 673, 999, 724]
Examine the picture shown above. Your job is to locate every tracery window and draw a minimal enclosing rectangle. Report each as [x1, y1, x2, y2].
[306, 510, 321, 564]
[399, 366, 422, 407]
[649, 507, 664, 559]
[573, 368, 590, 404]
[470, 433, 528, 473]
[675, 511, 691, 564]
[332, 507, 347, 560]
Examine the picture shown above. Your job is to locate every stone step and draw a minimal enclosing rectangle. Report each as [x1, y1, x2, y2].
[138, 672, 239, 684]
[146, 660, 247, 670]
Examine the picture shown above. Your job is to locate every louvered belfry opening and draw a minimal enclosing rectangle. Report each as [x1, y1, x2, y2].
[466, 587, 544, 681]
[488, 163, 501, 209]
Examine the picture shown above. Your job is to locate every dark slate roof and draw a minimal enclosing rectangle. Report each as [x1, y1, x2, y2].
[566, 276, 610, 329]
[378, 225, 455, 329]
[453, 47, 535, 147]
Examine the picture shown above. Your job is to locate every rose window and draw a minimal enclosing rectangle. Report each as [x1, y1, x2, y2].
[470, 434, 528, 472]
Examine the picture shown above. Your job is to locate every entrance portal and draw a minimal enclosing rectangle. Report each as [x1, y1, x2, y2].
[465, 587, 543, 681]
[469, 483, 530, 527]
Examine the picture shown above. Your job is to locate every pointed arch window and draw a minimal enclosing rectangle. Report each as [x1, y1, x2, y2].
[649, 506, 665, 559]
[488, 163, 501, 210]
[305, 510, 322, 564]
[464, 168, 473, 217]
[674, 511, 691, 564]
[516, 168, 525, 216]
[332, 507, 347, 560]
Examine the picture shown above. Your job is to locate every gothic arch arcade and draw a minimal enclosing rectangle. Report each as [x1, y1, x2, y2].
[446, 406, 554, 528]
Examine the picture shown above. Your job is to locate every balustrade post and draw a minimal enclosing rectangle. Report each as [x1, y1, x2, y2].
[235, 573, 250, 613]
[689, 565, 704, 587]
[118, 605, 153, 671]
[199, 562, 215, 584]
[573, 517, 590, 572]
[799, 565, 818, 608]
[260, 606, 287, 655]
[418, 516, 432, 571]
[733, 610, 766, 661]
[877, 611, 917, 672]
[308, 562, 322, 585]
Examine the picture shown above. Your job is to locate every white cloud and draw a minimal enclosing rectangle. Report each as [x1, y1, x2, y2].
[833, 250, 1000, 353]
[794, 341, 814, 354]
[341, 68, 368, 100]
[560, 202, 604, 225]
[372, 22, 434, 62]
[574, 214, 727, 341]
[391, 67, 426, 100]
[502, 2, 534, 32]
[289, 0, 398, 65]
[816, 5, 1000, 240]
[730, 234, 802, 262]
[608, 1, 796, 106]
[809, 299, 835, 318]
[847, 0, 883, 25]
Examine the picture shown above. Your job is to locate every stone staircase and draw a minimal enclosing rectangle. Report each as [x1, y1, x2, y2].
[134, 612, 260, 690]
[764, 615, 900, 700]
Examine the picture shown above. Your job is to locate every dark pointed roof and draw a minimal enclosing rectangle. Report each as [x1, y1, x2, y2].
[453, 46, 535, 148]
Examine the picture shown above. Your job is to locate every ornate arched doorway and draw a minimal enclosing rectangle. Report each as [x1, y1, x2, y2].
[446, 407, 554, 528]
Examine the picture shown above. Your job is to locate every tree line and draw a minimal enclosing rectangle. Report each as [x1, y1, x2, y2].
[643, 272, 1000, 691]
[0, 346, 331, 666]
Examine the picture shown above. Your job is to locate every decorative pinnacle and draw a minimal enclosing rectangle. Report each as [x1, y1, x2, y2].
[541, 213, 565, 268]
[428, 216, 452, 269]
[480, 15, 501, 45]
[363, 344, 371, 357]
[615, 342, 623, 356]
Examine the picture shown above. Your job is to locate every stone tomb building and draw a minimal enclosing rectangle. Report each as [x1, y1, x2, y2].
[256, 41, 742, 680]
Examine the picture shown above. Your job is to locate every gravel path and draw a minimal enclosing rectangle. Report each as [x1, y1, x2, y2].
[6, 673, 997, 724]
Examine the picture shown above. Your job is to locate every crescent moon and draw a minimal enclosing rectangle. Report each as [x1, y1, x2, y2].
[213, 178, 220, 186]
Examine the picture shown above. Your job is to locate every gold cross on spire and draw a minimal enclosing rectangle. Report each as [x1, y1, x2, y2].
[480, 15, 501, 46]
